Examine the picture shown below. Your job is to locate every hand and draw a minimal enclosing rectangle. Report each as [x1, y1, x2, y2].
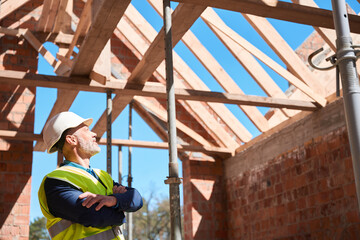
[112, 185, 127, 194]
[78, 192, 117, 211]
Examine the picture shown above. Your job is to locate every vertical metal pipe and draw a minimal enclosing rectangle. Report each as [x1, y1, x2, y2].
[106, 90, 112, 175]
[163, 1, 182, 239]
[127, 101, 133, 240]
[128, 101, 133, 189]
[118, 146, 123, 184]
[331, 0, 360, 209]
[118, 145, 125, 234]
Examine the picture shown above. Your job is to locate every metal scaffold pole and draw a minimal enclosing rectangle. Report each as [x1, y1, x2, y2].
[106, 90, 112, 174]
[118, 145, 124, 234]
[331, 0, 360, 210]
[127, 101, 133, 240]
[163, 0, 182, 239]
[118, 146, 123, 185]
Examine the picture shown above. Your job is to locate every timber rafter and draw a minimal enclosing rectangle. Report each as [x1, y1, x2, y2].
[1, 0, 358, 155]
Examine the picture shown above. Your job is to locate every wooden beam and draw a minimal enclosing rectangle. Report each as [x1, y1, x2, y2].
[243, 14, 325, 95]
[37, 32, 85, 45]
[132, 100, 169, 142]
[199, 8, 294, 118]
[70, 0, 131, 75]
[36, 0, 61, 32]
[0, 130, 231, 157]
[0, 0, 31, 20]
[133, 97, 215, 147]
[21, 29, 58, 68]
[52, 0, 73, 33]
[90, 3, 206, 139]
[132, 101, 230, 159]
[201, 10, 327, 107]
[121, 5, 240, 148]
[0, 130, 42, 142]
[91, 40, 111, 85]
[126, 4, 206, 85]
[0, 27, 58, 68]
[98, 138, 233, 157]
[172, 0, 360, 34]
[35, 0, 131, 151]
[145, 1, 255, 139]
[291, 0, 360, 77]
[292, 0, 336, 51]
[6, 5, 42, 30]
[174, 89, 318, 111]
[0, 70, 319, 110]
[236, 110, 311, 154]
[64, 0, 93, 59]
[0, 27, 21, 37]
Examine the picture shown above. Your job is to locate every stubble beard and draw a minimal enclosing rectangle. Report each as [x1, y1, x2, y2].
[77, 136, 101, 157]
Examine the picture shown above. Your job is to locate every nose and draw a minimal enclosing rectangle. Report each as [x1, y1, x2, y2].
[91, 131, 97, 138]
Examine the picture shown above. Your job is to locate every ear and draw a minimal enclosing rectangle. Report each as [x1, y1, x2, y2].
[65, 134, 77, 146]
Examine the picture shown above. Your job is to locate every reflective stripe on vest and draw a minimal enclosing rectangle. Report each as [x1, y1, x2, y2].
[79, 226, 124, 240]
[48, 219, 72, 238]
[48, 219, 124, 240]
[39, 166, 119, 239]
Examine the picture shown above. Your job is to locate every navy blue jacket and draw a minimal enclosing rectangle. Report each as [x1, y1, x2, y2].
[44, 163, 143, 228]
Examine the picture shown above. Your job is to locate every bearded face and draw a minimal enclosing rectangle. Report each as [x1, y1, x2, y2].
[76, 134, 101, 157]
[71, 125, 101, 157]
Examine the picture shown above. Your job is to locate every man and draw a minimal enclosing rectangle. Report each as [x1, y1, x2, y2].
[38, 111, 143, 240]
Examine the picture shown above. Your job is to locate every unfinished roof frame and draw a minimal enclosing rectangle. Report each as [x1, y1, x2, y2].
[0, 0, 360, 158]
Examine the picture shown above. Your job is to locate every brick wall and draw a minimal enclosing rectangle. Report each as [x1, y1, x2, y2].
[224, 98, 360, 239]
[182, 153, 227, 240]
[0, 1, 39, 239]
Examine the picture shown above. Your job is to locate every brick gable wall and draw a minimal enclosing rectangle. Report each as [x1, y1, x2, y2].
[0, 1, 40, 239]
[225, 99, 360, 239]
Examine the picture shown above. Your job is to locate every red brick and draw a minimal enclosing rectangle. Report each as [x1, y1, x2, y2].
[347, 211, 360, 223]
[284, 180, 296, 191]
[315, 191, 331, 204]
[295, 174, 307, 188]
[14, 215, 29, 225]
[308, 218, 321, 231]
[297, 197, 307, 209]
[331, 187, 344, 200]
[287, 201, 296, 212]
[283, 157, 295, 169]
[344, 183, 357, 197]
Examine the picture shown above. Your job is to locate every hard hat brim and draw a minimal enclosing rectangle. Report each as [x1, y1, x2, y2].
[47, 117, 93, 154]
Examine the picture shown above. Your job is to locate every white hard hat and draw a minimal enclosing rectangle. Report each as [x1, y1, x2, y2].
[43, 111, 93, 153]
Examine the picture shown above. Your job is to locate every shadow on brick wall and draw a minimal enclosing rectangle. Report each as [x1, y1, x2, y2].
[183, 158, 227, 240]
[0, 0, 42, 30]
[0, 141, 33, 227]
[0, 83, 34, 228]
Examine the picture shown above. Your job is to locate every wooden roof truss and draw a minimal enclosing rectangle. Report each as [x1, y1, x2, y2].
[1, 0, 360, 159]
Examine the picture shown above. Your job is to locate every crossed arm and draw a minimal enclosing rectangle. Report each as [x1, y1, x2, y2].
[44, 178, 143, 228]
[79, 185, 127, 211]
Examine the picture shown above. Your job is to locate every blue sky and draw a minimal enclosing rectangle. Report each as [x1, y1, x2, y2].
[30, 0, 360, 221]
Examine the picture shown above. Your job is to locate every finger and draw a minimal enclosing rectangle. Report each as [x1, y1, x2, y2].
[95, 201, 105, 211]
[78, 192, 91, 199]
[80, 192, 94, 206]
[85, 195, 103, 208]
[113, 186, 122, 194]
[119, 186, 127, 193]
[82, 195, 94, 207]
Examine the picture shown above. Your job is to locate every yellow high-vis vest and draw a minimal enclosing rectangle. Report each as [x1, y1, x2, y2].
[38, 166, 125, 240]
